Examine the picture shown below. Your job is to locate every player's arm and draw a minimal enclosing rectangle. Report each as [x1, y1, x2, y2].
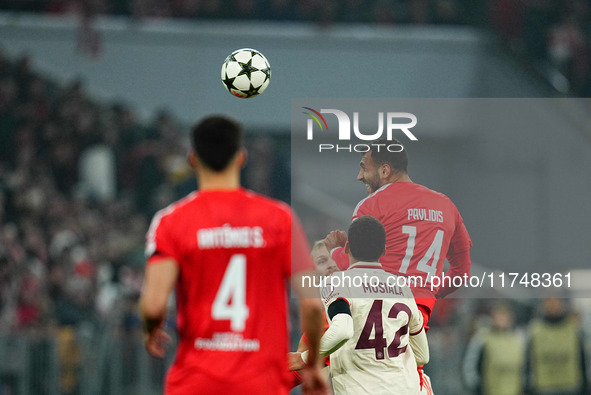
[327, 201, 373, 271]
[139, 257, 178, 358]
[300, 298, 354, 363]
[290, 213, 330, 394]
[288, 335, 310, 372]
[437, 215, 472, 299]
[409, 328, 429, 366]
[292, 276, 330, 395]
[290, 215, 325, 370]
[324, 230, 349, 271]
[296, 335, 308, 352]
[408, 299, 429, 366]
[292, 273, 325, 364]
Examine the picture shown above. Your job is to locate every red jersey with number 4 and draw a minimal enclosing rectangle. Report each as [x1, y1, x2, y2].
[145, 188, 314, 395]
[332, 182, 472, 309]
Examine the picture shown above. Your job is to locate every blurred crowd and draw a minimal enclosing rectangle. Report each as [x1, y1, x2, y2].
[1, 1, 590, 92]
[0, 48, 288, 338]
[1, 0, 479, 25]
[490, 0, 591, 96]
[0, 0, 590, 391]
[0, 48, 192, 336]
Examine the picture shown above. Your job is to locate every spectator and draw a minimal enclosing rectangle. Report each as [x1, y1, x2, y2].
[548, 12, 586, 88]
[526, 297, 589, 395]
[463, 302, 526, 395]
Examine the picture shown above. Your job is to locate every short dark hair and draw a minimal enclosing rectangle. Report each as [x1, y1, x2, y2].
[191, 115, 242, 171]
[369, 138, 408, 173]
[348, 216, 386, 262]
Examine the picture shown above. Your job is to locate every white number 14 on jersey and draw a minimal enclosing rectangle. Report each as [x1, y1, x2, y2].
[399, 226, 444, 278]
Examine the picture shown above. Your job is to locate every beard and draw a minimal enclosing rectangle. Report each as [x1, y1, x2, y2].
[364, 172, 381, 194]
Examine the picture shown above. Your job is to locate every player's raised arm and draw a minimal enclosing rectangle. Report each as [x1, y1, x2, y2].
[139, 257, 178, 358]
[324, 230, 349, 271]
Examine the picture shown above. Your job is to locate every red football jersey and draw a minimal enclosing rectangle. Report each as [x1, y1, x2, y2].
[145, 188, 314, 395]
[332, 182, 472, 309]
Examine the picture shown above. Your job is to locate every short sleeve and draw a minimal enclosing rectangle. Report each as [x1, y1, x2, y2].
[145, 210, 178, 264]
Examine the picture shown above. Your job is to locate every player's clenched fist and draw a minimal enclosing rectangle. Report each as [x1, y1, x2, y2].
[324, 230, 347, 251]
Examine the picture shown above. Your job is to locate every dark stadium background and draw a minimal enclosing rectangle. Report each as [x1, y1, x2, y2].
[1, 1, 591, 394]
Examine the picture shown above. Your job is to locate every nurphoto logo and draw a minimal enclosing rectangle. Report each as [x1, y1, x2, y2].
[302, 107, 418, 152]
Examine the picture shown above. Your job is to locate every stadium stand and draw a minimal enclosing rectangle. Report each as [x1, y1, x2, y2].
[0, 47, 291, 393]
[1, 2, 590, 394]
[1, 0, 589, 95]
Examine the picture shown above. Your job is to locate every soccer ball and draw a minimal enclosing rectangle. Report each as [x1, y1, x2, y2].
[221, 48, 271, 99]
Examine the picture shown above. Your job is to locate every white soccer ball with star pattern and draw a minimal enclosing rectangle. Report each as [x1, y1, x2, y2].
[221, 48, 271, 99]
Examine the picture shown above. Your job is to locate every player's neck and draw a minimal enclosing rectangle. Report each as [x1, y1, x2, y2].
[196, 170, 241, 191]
[387, 172, 411, 184]
[347, 257, 382, 269]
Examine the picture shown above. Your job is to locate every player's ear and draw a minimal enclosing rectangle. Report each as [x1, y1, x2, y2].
[188, 151, 199, 170]
[237, 149, 247, 168]
[344, 241, 350, 254]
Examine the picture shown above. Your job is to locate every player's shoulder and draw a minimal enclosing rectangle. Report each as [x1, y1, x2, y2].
[353, 183, 391, 216]
[145, 192, 200, 244]
[319, 272, 352, 305]
[419, 183, 453, 199]
[408, 183, 461, 211]
[401, 182, 442, 198]
[242, 188, 290, 210]
[150, 191, 200, 224]
[240, 188, 293, 220]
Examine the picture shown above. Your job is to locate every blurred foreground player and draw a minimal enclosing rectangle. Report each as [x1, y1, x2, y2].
[305, 216, 429, 394]
[139, 115, 328, 395]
